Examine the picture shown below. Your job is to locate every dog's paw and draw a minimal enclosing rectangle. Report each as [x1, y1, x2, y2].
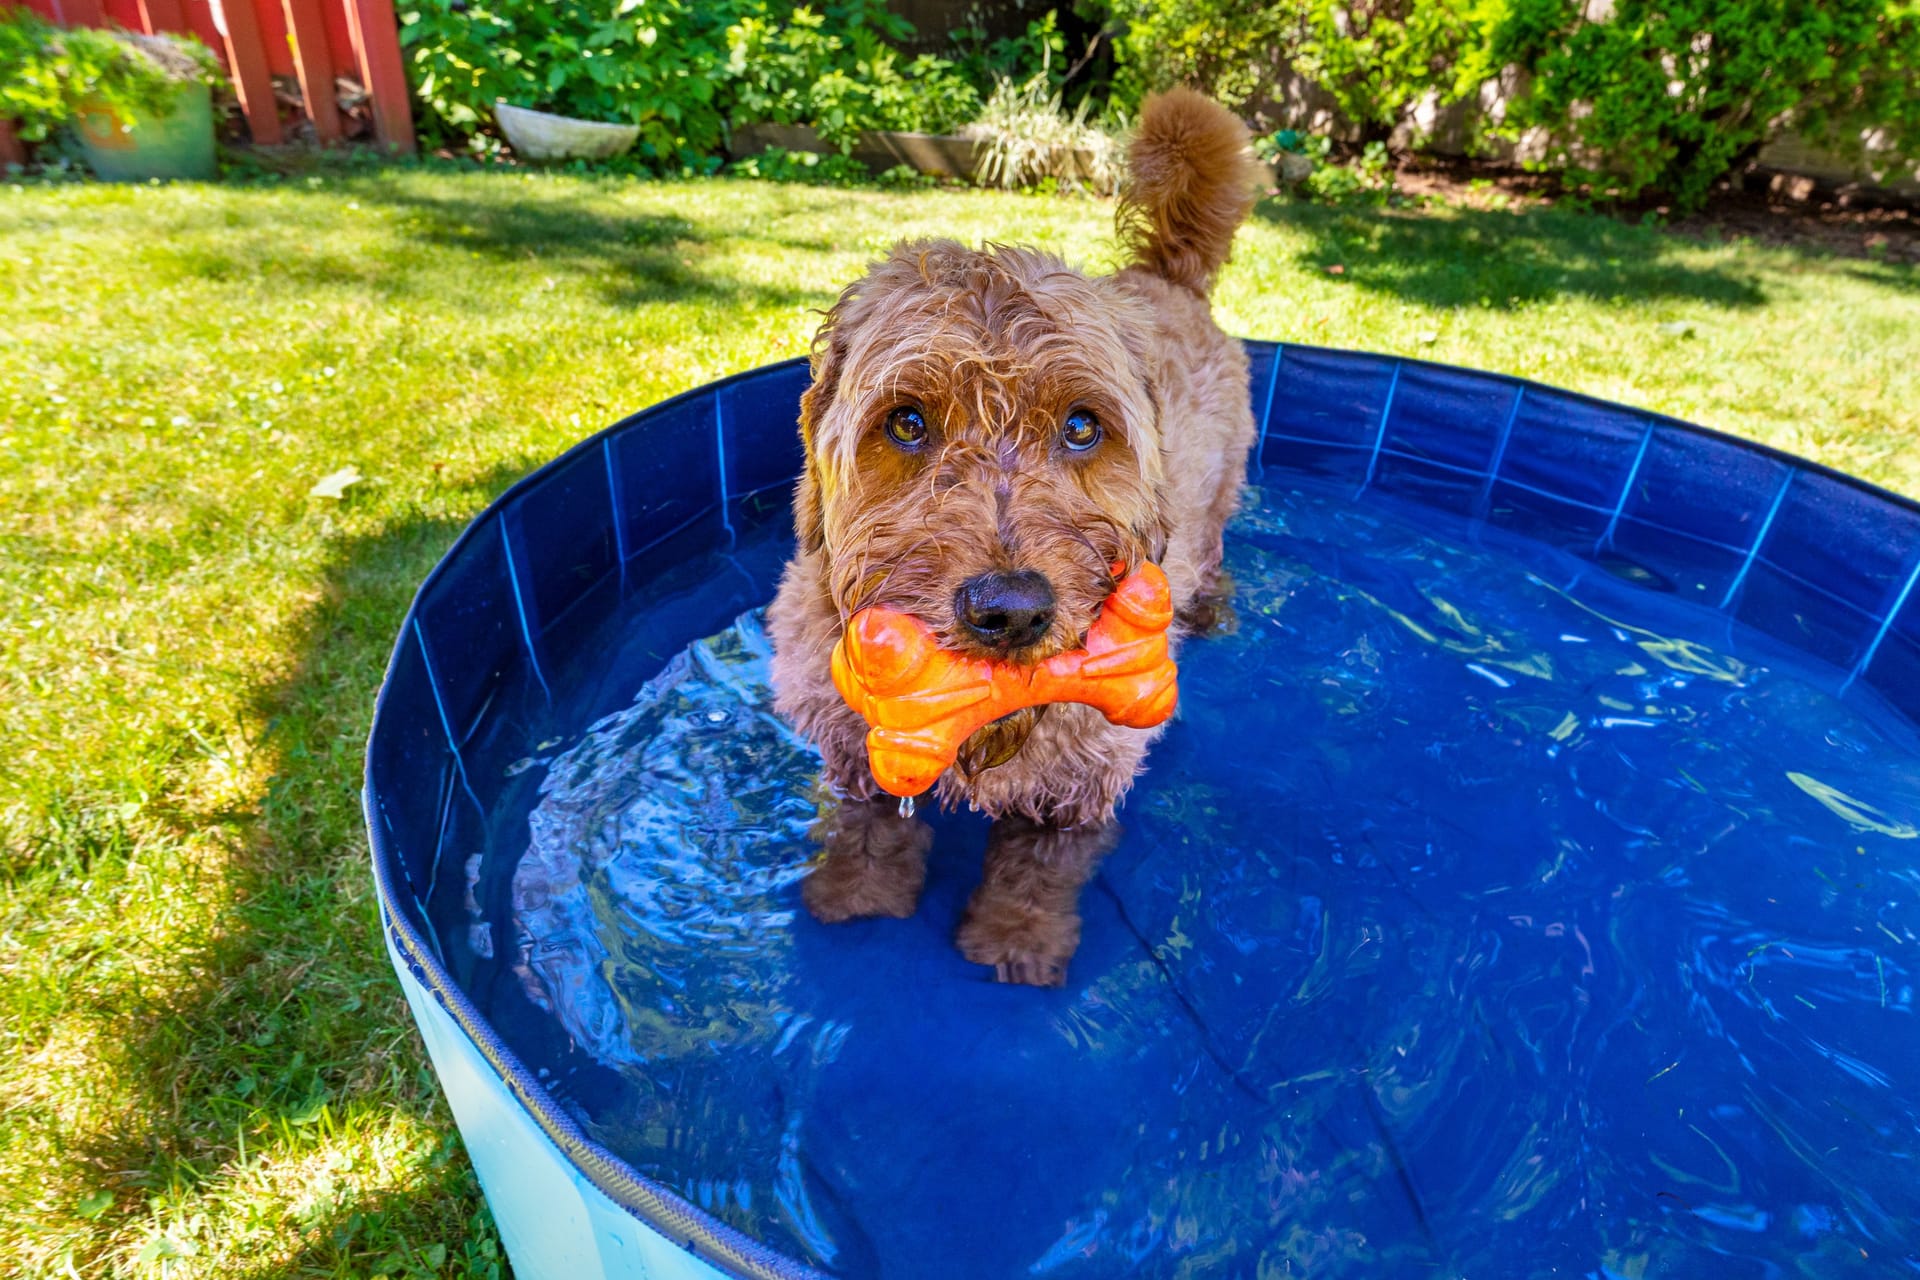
[956, 910, 1074, 987]
[991, 953, 1069, 987]
[802, 852, 924, 923]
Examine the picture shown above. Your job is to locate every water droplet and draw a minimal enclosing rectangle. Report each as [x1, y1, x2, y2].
[898, 795, 916, 819]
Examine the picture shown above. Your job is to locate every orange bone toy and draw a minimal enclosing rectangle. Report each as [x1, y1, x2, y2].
[830, 564, 1179, 797]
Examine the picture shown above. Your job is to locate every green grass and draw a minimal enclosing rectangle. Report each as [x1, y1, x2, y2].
[1, 165, 1915, 1278]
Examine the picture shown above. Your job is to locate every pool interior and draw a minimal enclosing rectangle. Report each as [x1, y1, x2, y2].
[421, 474, 1920, 1279]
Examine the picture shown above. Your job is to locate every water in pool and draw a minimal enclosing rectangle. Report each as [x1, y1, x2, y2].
[474, 477, 1920, 1279]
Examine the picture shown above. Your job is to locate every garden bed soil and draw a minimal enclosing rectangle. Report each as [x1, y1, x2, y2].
[1394, 156, 1920, 265]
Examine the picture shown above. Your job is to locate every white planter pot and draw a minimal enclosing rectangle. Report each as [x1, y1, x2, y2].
[494, 101, 640, 162]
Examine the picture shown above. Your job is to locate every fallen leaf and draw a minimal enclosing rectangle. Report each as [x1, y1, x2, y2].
[308, 465, 362, 500]
[1326, 264, 1346, 275]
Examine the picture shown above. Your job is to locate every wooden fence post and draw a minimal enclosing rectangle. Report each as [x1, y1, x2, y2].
[280, 0, 342, 141]
[344, 0, 415, 154]
[210, 0, 282, 144]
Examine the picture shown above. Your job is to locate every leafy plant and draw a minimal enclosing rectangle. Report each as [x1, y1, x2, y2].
[948, 10, 1074, 97]
[1110, 0, 1920, 210]
[1301, 138, 1397, 204]
[1109, 0, 1476, 135]
[1469, 0, 1920, 209]
[1108, 0, 1297, 114]
[723, 1, 980, 148]
[403, 0, 983, 166]
[965, 73, 1126, 195]
[0, 8, 221, 144]
[729, 144, 872, 183]
[1293, 0, 1477, 132]
[402, 0, 751, 163]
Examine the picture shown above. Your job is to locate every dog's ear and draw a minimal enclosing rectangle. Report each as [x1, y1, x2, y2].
[793, 336, 842, 555]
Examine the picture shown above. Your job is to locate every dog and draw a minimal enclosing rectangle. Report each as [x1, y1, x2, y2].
[768, 88, 1258, 986]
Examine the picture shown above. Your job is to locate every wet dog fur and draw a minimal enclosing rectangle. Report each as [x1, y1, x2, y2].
[768, 89, 1259, 986]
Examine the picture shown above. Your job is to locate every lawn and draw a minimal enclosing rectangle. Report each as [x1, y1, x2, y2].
[1, 165, 1915, 1279]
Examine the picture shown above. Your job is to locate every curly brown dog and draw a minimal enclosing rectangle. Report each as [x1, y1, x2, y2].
[768, 89, 1258, 986]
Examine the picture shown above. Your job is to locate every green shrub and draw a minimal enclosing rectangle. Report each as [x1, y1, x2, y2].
[948, 10, 1074, 99]
[729, 144, 873, 183]
[403, 0, 988, 165]
[401, 0, 750, 162]
[1294, 0, 1476, 132]
[1472, 0, 1920, 208]
[0, 7, 221, 144]
[966, 73, 1125, 195]
[1109, 0, 1476, 134]
[1108, 0, 1297, 114]
[723, 1, 980, 148]
[1109, 0, 1920, 210]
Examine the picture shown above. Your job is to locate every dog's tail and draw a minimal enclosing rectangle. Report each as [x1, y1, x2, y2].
[1116, 88, 1258, 296]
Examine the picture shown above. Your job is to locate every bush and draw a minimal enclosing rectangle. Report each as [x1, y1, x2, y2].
[1111, 0, 1920, 209]
[403, 0, 997, 164]
[723, 1, 980, 148]
[948, 9, 1074, 100]
[1473, 0, 1920, 208]
[0, 8, 221, 144]
[401, 0, 749, 162]
[966, 73, 1125, 195]
[1109, 0, 1476, 135]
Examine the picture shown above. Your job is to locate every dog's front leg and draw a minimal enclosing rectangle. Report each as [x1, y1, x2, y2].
[957, 815, 1119, 987]
[801, 793, 933, 923]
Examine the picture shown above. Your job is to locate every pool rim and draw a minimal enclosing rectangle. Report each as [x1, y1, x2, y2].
[363, 343, 1920, 1280]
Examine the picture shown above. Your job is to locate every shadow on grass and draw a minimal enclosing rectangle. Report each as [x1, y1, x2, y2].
[1258, 199, 1769, 311]
[53, 461, 542, 1275]
[1844, 262, 1920, 294]
[340, 179, 821, 311]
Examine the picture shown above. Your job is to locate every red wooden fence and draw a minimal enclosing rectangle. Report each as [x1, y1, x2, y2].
[5, 0, 414, 156]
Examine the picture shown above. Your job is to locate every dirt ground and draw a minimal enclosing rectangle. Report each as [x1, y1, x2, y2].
[1396, 157, 1920, 265]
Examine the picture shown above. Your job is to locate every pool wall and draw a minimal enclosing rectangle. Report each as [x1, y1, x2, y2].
[365, 344, 1920, 1280]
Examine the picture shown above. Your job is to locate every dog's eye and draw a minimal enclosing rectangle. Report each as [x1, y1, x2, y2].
[884, 406, 927, 449]
[1061, 409, 1103, 452]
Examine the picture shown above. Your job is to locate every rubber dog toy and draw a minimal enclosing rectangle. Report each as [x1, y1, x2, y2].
[830, 563, 1179, 797]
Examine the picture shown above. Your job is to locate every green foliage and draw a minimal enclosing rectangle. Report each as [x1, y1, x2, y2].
[1109, 0, 1298, 113]
[1304, 138, 1398, 203]
[1294, 0, 1478, 130]
[401, 0, 749, 163]
[728, 144, 873, 182]
[1472, 0, 1920, 208]
[1109, 0, 1476, 132]
[1110, 0, 1920, 209]
[723, 2, 980, 148]
[1258, 129, 1400, 204]
[948, 10, 1074, 98]
[969, 72, 1126, 195]
[0, 7, 221, 144]
[403, 0, 992, 166]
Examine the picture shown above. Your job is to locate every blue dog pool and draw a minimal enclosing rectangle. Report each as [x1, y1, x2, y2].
[365, 344, 1920, 1279]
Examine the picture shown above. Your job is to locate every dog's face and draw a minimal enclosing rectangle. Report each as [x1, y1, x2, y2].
[797, 241, 1168, 670]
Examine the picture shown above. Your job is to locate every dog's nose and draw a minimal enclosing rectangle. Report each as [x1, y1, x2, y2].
[956, 571, 1057, 651]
